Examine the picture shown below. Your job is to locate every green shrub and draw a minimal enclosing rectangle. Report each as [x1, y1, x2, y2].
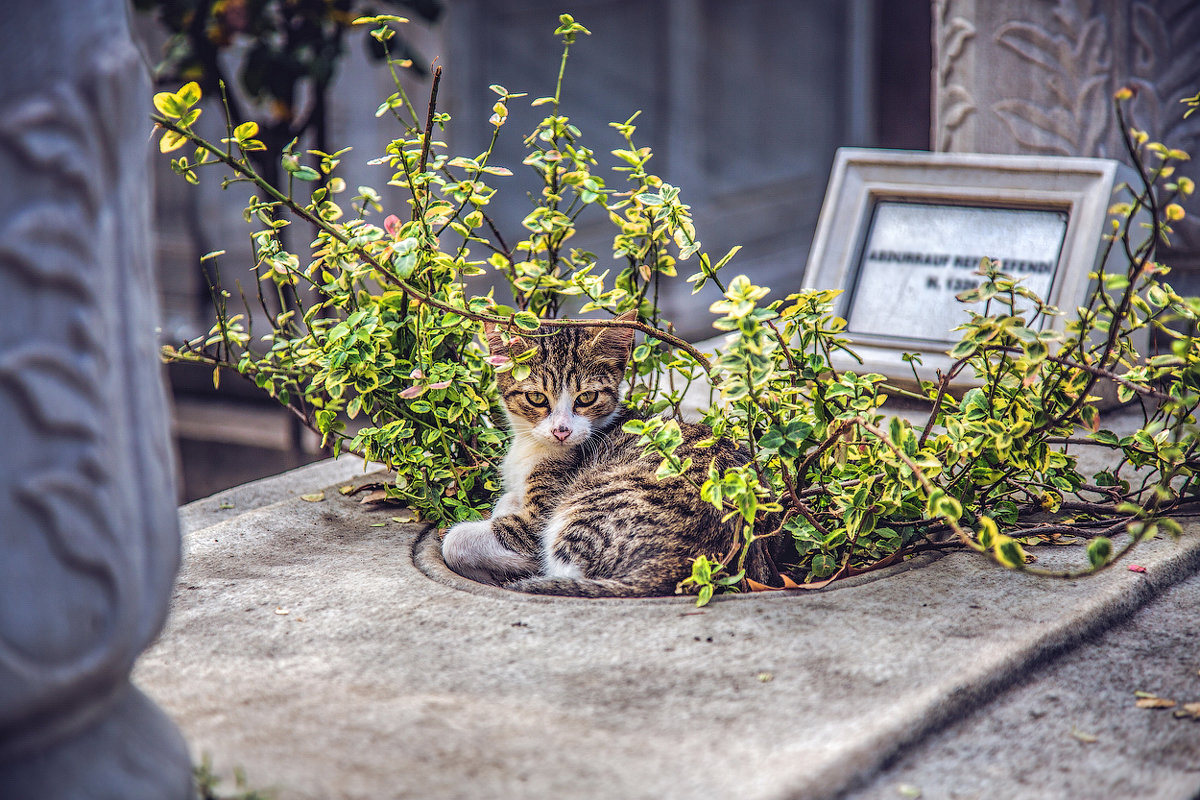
[152, 14, 1198, 595]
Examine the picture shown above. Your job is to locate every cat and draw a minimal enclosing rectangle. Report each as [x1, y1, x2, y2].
[440, 310, 779, 597]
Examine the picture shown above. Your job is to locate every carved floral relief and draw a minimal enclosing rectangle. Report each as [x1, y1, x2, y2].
[935, 0, 978, 152]
[0, 34, 180, 757]
[992, 0, 1114, 157]
[935, 0, 1200, 253]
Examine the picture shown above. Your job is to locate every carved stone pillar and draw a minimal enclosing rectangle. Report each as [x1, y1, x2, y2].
[0, 1, 192, 797]
[933, 0, 1200, 269]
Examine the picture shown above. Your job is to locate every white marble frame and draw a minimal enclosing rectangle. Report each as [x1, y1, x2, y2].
[802, 147, 1123, 384]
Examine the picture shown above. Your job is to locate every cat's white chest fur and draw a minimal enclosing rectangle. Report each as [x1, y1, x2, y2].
[493, 434, 552, 515]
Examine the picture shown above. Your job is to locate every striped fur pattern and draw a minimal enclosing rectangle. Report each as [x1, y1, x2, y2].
[441, 312, 775, 598]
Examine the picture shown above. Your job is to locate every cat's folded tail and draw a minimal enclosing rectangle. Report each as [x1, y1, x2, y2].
[505, 575, 659, 598]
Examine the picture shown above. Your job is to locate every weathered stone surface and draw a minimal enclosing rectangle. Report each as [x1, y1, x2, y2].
[138, 451, 1200, 800]
[847, 567, 1200, 799]
[0, 0, 191, 795]
[179, 455, 370, 536]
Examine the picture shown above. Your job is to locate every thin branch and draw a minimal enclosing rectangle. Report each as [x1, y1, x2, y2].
[417, 66, 442, 178]
[794, 418, 854, 481]
[918, 356, 971, 448]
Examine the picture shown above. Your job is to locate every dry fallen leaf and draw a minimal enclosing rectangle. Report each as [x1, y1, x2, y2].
[1136, 697, 1177, 709]
[745, 578, 777, 592]
[744, 575, 811, 594]
[1070, 726, 1099, 744]
[360, 489, 389, 504]
[300, 492, 325, 502]
[274, 607, 289, 615]
[1179, 702, 1200, 719]
[757, 671, 774, 683]
[341, 481, 386, 497]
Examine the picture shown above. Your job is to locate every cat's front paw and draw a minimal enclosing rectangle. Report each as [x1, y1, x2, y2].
[442, 519, 536, 584]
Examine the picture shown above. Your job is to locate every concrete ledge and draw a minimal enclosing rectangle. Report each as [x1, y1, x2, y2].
[179, 455, 373, 536]
[135, 459, 1200, 799]
[846, 566, 1200, 799]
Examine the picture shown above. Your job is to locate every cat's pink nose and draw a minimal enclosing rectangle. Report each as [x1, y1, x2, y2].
[552, 425, 572, 442]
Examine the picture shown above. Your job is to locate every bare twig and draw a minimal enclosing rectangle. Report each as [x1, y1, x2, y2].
[417, 66, 442, 178]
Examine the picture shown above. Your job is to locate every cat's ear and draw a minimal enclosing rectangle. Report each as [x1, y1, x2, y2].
[590, 309, 637, 363]
[483, 321, 528, 357]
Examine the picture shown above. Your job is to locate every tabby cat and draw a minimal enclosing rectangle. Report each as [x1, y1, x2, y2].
[441, 311, 778, 597]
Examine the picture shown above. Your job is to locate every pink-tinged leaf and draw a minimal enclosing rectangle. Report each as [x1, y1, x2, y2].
[399, 385, 425, 399]
[409, 367, 425, 379]
[485, 355, 510, 366]
[428, 380, 451, 390]
[384, 214, 401, 237]
[1128, 564, 1147, 573]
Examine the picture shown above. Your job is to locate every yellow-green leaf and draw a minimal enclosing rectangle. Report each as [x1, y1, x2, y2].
[994, 535, 1026, 568]
[513, 311, 540, 331]
[180, 107, 202, 127]
[976, 515, 998, 549]
[177, 81, 202, 106]
[159, 129, 188, 153]
[153, 91, 182, 118]
[234, 121, 259, 141]
[1086, 537, 1112, 568]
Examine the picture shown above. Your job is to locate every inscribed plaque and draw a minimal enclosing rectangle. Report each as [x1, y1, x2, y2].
[845, 202, 1068, 343]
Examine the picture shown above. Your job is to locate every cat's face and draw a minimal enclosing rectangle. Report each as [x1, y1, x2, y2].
[486, 313, 636, 449]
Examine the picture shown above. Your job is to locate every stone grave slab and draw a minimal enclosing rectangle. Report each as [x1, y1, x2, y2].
[135, 456, 1200, 800]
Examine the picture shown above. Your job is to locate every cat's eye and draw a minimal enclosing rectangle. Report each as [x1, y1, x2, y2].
[575, 391, 598, 407]
[525, 391, 549, 407]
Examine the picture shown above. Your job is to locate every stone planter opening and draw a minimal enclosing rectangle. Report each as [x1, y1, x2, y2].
[411, 523, 946, 601]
